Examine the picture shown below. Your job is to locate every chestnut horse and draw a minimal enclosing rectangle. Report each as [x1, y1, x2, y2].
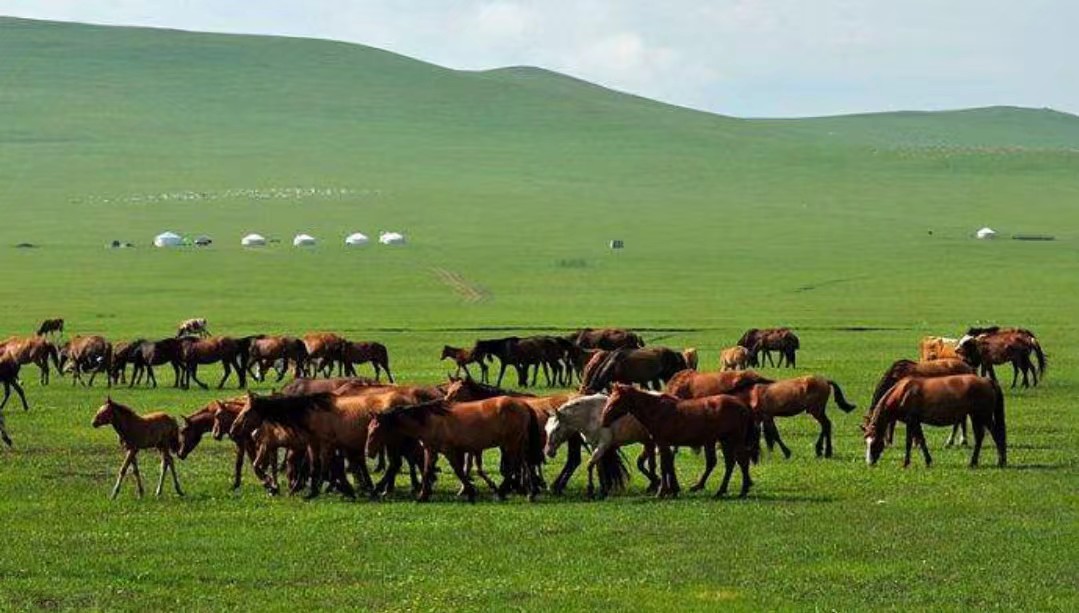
[341, 341, 394, 382]
[36, 317, 64, 337]
[600, 384, 759, 498]
[92, 397, 184, 499]
[302, 333, 348, 377]
[870, 358, 975, 446]
[248, 335, 307, 383]
[441, 345, 489, 383]
[665, 369, 772, 399]
[731, 375, 856, 458]
[366, 397, 543, 502]
[180, 336, 246, 389]
[1, 336, 61, 385]
[61, 335, 113, 387]
[864, 375, 1006, 468]
[179, 397, 260, 490]
[957, 328, 1046, 387]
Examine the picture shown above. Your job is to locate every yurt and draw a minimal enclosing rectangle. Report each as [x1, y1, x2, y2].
[344, 232, 369, 247]
[292, 233, 317, 247]
[975, 227, 997, 240]
[153, 231, 183, 248]
[241, 233, 267, 247]
[379, 231, 406, 245]
[194, 235, 213, 247]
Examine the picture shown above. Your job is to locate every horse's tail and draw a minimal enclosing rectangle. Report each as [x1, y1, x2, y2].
[1030, 339, 1047, 377]
[828, 380, 857, 413]
[597, 446, 630, 493]
[990, 378, 1007, 464]
[526, 409, 544, 469]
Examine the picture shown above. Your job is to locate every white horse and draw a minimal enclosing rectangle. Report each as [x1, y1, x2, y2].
[545, 394, 659, 496]
[176, 318, 210, 338]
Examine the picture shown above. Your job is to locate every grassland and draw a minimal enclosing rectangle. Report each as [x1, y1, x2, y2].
[0, 16, 1077, 611]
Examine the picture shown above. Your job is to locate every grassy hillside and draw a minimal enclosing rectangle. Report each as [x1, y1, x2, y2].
[0, 16, 1077, 611]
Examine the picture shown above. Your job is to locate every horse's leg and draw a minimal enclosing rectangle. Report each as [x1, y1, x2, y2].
[496, 362, 508, 387]
[232, 445, 246, 490]
[766, 418, 791, 458]
[129, 454, 145, 497]
[304, 446, 322, 499]
[155, 451, 169, 496]
[189, 364, 208, 390]
[969, 414, 987, 468]
[472, 453, 499, 491]
[353, 452, 374, 494]
[446, 450, 477, 502]
[217, 359, 232, 389]
[912, 421, 932, 467]
[10, 380, 29, 411]
[480, 362, 489, 384]
[989, 411, 1007, 467]
[903, 421, 915, 468]
[658, 446, 677, 498]
[110, 450, 135, 499]
[819, 412, 833, 458]
[689, 444, 717, 492]
[551, 436, 581, 495]
[417, 448, 437, 502]
[715, 440, 737, 497]
[167, 453, 184, 496]
[638, 444, 660, 493]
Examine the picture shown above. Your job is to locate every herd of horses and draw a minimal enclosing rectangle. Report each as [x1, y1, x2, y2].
[1, 322, 1044, 503]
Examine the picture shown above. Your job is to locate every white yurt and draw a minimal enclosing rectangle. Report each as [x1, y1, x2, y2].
[153, 231, 183, 248]
[975, 227, 997, 240]
[292, 233, 317, 247]
[379, 231, 406, 245]
[241, 233, 267, 247]
[344, 232, 369, 247]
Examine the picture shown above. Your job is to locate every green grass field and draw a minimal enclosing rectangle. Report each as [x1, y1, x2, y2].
[1, 16, 1077, 611]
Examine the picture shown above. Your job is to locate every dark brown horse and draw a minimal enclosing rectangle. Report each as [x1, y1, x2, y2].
[61, 335, 113, 387]
[92, 397, 183, 498]
[129, 337, 186, 388]
[737, 328, 799, 367]
[580, 347, 687, 393]
[600, 384, 759, 498]
[957, 328, 1046, 387]
[35, 318, 64, 337]
[567, 328, 644, 350]
[441, 345, 490, 382]
[366, 397, 543, 502]
[0, 356, 29, 413]
[180, 336, 246, 389]
[248, 335, 307, 382]
[341, 341, 394, 382]
[864, 375, 1006, 468]
[302, 333, 348, 377]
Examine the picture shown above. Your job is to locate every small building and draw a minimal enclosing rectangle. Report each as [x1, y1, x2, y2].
[153, 231, 183, 248]
[975, 227, 997, 240]
[241, 233, 267, 247]
[344, 232, 370, 247]
[194, 235, 212, 247]
[292, 233, 317, 247]
[379, 231, 406, 245]
[609, 239, 624, 249]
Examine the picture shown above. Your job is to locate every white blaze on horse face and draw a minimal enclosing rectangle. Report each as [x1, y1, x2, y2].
[956, 335, 973, 348]
[865, 437, 875, 465]
[544, 414, 559, 439]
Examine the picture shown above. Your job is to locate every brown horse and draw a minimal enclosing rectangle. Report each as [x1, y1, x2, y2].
[92, 397, 184, 499]
[441, 345, 489, 383]
[864, 375, 1006, 468]
[178, 397, 261, 490]
[61, 335, 113, 387]
[1, 336, 61, 385]
[211, 402, 312, 495]
[600, 384, 759, 498]
[180, 336, 246, 389]
[367, 397, 543, 502]
[665, 369, 772, 399]
[731, 375, 856, 458]
[0, 356, 29, 412]
[341, 341, 394, 382]
[36, 318, 64, 337]
[870, 358, 975, 445]
[756, 328, 800, 368]
[248, 335, 307, 382]
[128, 337, 186, 388]
[719, 346, 751, 371]
[957, 328, 1046, 387]
[580, 347, 687, 393]
[567, 328, 645, 350]
[302, 333, 348, 376]
[280, 376, 378, 396]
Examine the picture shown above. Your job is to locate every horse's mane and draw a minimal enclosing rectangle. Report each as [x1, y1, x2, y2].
[107, 399, 138, 418]
[249, 392, 334, 428]
[457, 379, 535, 398]
[967, 326, 1000, 336]
[870, 359, 917, 408]
[379, 399, 451, 423]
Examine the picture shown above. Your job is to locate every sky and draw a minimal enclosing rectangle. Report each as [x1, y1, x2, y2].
[2, 0, 1076, 117]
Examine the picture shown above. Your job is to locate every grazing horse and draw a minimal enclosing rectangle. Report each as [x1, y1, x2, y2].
[869, 358, 975, 446]
[341, 341, 394, 383]
[545, 394, 659, 497]
[579, 347, 687, 393]
[0, 356, 29, 412]
[864, 375, 1006, 468]
[180, 336, 246, 389]
[441, 345, 489, 382]
[91, 397, 184, 499]
[730, 375, 856, 459]
[36, 318, 64, 337]
[957, 328, 1046, 388]
[178, 398, 261, 490]
[567, 328, 645, 350]
[720, 346, 751, 371]
[600, 384, 759, 498]
[279, 376, 379, 396]
[248, 335, 307, 382]
[665, 369, 772, 399]
[1, 336, 61, 385]
[918, 336, 960, 362]
[366, 397, 544, 502]
[129, 337, 185, 388]
[756, 328, 800, 368]
[302, 333, 348, 376]
[61, 335, 113, 387]
[176, 318, 210, 338]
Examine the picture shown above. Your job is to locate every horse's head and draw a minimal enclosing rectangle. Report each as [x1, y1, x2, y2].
[177, 411, 207, 459]
[91, 397, 115, 428]
[440, 345, 457, 360]
[862, 419, 885, 465]
[600, 384, 636, 427]
[212, 403, 238, 441]
[228, 392, 261, 440]
[543, 412, 565, 458]
[366, 413, 393, 459]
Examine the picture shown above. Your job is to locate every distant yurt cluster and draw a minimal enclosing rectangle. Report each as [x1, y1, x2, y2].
[151, 230, 407, 248]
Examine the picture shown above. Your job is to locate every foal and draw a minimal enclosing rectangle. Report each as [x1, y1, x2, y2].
[92, 397, 184, 499]
[441, 345, 489, 383]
